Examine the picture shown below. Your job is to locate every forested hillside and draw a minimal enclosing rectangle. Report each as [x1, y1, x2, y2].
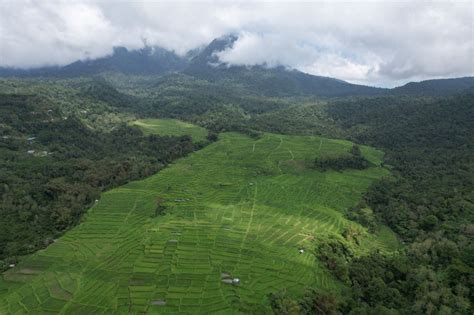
[0, 46, 188, 77]
[0, 92, 203, 267]
[392, 77, 474, 96]
[327, 92, 474, 313]
[259, 91, 474, 314]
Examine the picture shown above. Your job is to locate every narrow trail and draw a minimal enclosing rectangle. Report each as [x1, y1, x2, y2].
[239, 183, 258, 253]
[267, 136, 284, 160]
[276, 137, 283, 150]
[288, 149, 294, 160]
[246, 183, 258, 236]
[235, 182, 258, 264]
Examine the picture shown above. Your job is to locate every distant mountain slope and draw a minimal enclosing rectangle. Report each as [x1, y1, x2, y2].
[391, 77, 474, 96]
[184, 35, 385, 97]
[0, 46, 188, 77]
[0, 34, 472, 98]
[75, 78, 141, 109]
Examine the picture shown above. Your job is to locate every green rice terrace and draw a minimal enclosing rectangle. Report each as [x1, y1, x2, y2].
[131, 119, 208, 142]
[0, 121, 397, 314]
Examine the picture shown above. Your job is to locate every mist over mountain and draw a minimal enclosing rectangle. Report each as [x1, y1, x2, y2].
[0, 46, 188, 77]
[182, 35, 386, 97]
[0, 34, 473, 97]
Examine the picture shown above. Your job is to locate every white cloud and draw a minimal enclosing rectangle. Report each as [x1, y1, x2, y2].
[0, 1, 118, 67]
[0, 0, 472, 86]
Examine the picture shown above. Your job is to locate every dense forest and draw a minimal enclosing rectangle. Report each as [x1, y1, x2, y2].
[313, 145, 371, 171]
[331, 92, 474, 314]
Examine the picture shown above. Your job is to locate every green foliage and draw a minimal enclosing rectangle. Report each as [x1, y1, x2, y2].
[154, 198, 167, 217]
[0, 78, 137, 131]
[0, 132, 392, 313]
[392, 77, 474, 96]
[77, 77, 139, 109]
[316, 236, 353, 283]
[206, 131, 219, 142]
[270, 289, 341, 315]
[131, 118, 208, 142]
[249, 101, 344, 138]
[135, 73, 292, 117]
[270, 291, 302, 314]
[314, 145, 372, 171]
[300, 291, 340, 315]
[323, 91, 474, 313]
[0, 71, 472, 314]
[346, 204, 378, 232]
[240, 90, 474, 313]
[0, 93, 196, 262]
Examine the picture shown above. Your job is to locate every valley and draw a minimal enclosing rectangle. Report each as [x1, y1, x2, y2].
[0, 121, 396, 314]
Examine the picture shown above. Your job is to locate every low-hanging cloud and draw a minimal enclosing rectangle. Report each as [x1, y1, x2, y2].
[0, 0, 472, 87]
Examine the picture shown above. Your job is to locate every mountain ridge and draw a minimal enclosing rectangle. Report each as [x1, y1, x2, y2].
[0, 46, 188, 77]
[1, 34, 473, 97]
[391, 76, 474, 96]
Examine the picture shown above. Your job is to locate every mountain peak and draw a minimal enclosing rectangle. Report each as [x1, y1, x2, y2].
[188, 33, 239, 67]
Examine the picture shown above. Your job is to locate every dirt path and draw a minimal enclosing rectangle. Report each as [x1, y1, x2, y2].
[288, 149, 294, 160]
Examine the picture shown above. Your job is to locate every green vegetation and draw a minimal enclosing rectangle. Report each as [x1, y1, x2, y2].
[131, 118, 208, 142]
[0, 78, 137, 131]
[0, 70, 472, 314]
[0, 93, 198, 266]
[264, 92, 474, 313]
[314, 145, 372, 171]
[326, 93, 474, 314]
[0, 131, 395, 313]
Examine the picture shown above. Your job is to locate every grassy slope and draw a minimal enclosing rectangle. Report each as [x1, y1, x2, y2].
[131, 119, 208, 142]
[0, 121, 396, 314]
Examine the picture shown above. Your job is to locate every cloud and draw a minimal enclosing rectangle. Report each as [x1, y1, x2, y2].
[0, 1, 117, 67]
[0, 0, 472, 86]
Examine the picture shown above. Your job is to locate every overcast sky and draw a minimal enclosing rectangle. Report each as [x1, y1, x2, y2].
[0, 0, 472, 87]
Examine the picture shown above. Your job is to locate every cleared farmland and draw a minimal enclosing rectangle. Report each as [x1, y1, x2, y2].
[131, 119, 208, 142]
[0, 125, 396, 314]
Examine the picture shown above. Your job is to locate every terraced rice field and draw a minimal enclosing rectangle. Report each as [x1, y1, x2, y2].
[0, 126, 396, 314]
[131, 119, 208, 142]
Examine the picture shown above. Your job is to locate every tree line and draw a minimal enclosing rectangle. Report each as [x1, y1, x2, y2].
[0, 93, 202, 269]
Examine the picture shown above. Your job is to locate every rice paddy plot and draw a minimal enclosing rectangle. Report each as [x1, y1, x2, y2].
[131, 118, 208, 142]
[0, 127, 397, 314]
